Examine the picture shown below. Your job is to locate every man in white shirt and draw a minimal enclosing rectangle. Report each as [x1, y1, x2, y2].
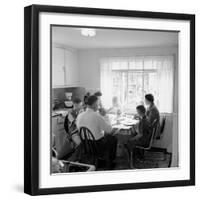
[76, 95, 118, 168]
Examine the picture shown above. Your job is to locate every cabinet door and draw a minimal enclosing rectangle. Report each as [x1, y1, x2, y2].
[65, 49, 79, 86]
[52, 47, 65, 87]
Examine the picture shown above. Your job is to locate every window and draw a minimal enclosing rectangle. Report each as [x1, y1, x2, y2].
[100, 56, 174, 113]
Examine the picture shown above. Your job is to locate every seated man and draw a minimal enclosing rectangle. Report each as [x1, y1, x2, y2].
[126, 105, 152, 168]
[83, 92, 90, 110]
[76, 95, 118, 169]
[94, 91, 103, 109]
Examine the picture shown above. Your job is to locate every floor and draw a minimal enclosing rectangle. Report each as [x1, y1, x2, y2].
[52, 148, 172, 173]
[114, 149, 171, 170]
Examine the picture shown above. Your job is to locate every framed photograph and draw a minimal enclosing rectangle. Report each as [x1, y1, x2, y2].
[24, 4, 195, 195]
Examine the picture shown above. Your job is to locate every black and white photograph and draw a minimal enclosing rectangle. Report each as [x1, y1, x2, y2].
[51, 26, 179, 173]
[24, 5, 195, 195]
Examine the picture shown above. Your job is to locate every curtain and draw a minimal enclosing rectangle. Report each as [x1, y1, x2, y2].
[143, 56, 174, 113]
[100, 56, 174, 113]
[156, 56, 174, 113]
[100, 58, 113, 108]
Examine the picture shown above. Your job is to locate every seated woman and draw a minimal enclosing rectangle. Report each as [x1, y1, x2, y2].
[144, 94, 160, 124]
[144, 94, 160, 138]
[54, 98, 82, 160]
[64, 98, 83, 146]
[107, 96, 122, 115]
[126, 105, 152, 168]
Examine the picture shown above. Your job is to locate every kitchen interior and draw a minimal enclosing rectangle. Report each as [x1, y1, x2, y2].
[51, 26, 179, 173]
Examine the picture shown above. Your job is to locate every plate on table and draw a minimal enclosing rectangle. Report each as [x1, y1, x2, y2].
[122, 119, 139, 126]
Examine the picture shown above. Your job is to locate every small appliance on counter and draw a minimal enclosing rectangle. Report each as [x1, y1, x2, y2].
[64, 92, 73, 108]
[53, 97, 64, 110]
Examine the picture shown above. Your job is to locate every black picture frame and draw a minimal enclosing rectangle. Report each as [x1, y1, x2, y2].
[24, 4, 195, 196]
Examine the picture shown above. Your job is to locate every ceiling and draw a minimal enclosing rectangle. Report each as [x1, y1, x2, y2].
[52, 26, 178, 49]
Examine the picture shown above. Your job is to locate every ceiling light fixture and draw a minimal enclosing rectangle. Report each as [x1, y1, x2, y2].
[81, 28, 96, 37]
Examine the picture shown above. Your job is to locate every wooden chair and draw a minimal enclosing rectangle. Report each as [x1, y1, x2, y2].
[79, 127, 103, 168]
[135, 119, 169, 165]
[127, 119, 159, 168]
[158, 115, 166, 139]
[136, 119, 159, 151]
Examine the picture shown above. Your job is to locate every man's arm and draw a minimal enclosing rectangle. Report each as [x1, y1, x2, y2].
[97, 113, 112, 133]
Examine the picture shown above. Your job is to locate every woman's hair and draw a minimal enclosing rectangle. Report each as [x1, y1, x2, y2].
[136, 105, 146, 114]
[145, 94, 154, 103]
[87, 95, 98, 106]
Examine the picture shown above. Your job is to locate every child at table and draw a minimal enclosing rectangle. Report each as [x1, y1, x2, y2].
[125, 105, 152, 168]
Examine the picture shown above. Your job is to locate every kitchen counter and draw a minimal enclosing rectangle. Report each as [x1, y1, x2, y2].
[52, 108, 71, 117]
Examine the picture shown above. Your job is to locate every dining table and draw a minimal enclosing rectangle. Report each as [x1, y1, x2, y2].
[107, 114, 139, 158]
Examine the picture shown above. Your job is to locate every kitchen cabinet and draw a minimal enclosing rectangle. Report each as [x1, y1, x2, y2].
[52, 46, 79, 88]
[65, 49, 79, 87]
[52, 47, 65, 87]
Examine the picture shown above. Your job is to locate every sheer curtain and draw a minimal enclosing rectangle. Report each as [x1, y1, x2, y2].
[143, 56, 174, 113]
[100, 58, 113, 108]
[156, 56, 174, 113]
[100, 56, 174, 113]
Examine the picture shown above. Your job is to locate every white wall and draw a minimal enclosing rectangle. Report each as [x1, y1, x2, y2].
[1, 0, 199, 200]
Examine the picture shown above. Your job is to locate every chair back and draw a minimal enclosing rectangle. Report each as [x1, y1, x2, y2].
[147, 119, 159, 149]
[79, 127, 99, 157]
[160, 115, 166, 134]
[138, 119, 159, 150]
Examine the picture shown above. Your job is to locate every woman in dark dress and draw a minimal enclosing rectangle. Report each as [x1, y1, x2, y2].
[56, 98, 82, 160]
[144, 94, 160, 123]
[144, 94, 160, 138]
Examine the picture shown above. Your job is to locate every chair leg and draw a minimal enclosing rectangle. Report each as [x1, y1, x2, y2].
[124, 144, 135, 169]
[94, 158, 99, 170]
[137, 149, 145, 161]
[130, 151, 134, 169]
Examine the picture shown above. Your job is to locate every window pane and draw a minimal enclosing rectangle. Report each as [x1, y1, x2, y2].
[101, 56, 173, 113]
[129, 58, 143, 70]
[123, 72, 143, 113]
[112, 71, 128, 106]
[111, 60, 128, 70]
[144, 72, 159, 107]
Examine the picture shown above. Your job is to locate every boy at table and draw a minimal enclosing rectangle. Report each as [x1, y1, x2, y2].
[125, 105, 152, 168]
